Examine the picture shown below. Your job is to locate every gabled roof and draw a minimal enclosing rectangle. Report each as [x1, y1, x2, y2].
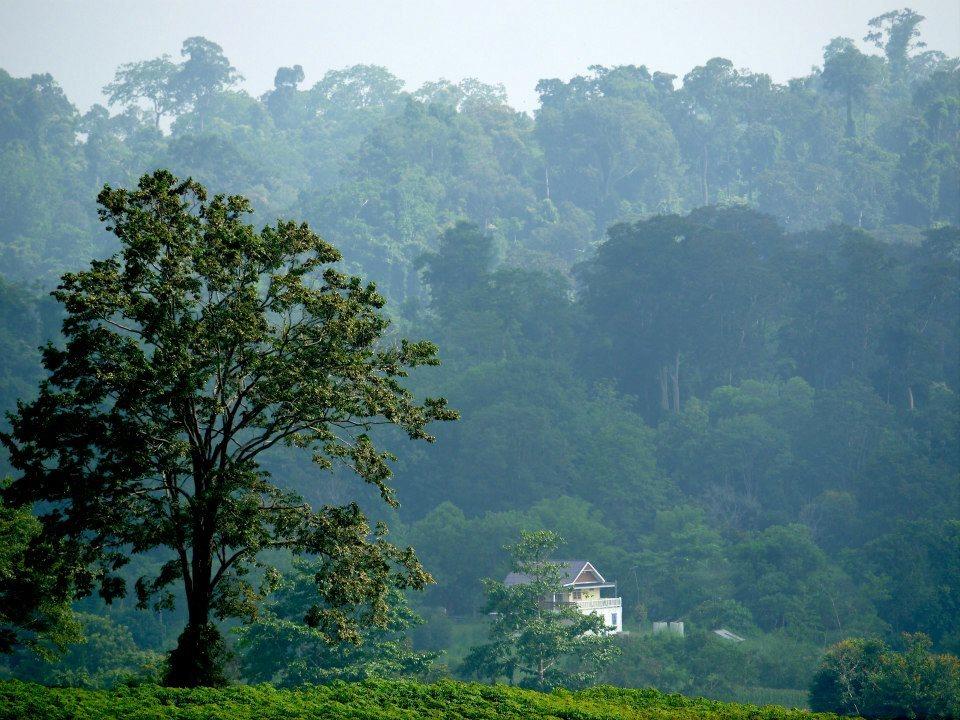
[504, 560, 608, 588]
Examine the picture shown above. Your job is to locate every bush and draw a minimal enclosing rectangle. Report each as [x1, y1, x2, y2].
[810, 634, 960, 718]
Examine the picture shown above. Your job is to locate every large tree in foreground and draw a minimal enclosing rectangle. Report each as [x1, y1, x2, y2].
[0, 170, 456, 686]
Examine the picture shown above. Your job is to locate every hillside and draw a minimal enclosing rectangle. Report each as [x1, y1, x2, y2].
[0, 679, 845, 720]
[0, 5, 957, 709]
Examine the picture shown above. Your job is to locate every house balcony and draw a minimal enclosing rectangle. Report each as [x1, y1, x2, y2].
[573, 597, 621, 611]
[547, 597, 622, 611]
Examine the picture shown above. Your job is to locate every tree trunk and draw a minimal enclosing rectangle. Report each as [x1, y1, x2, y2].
[671, 351, 681, 413]
[845, 94, 855, 137]
[164, 518, 227, 687]
[659, 365, 670, 412]
[701, 145, 709, 206]
[164, 618, 227, 687]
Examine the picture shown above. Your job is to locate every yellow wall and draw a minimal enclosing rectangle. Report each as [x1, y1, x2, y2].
[571, 587, 599, 600]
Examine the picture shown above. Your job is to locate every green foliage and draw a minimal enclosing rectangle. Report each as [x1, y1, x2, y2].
[536, 65, 682, 224]
[601, 630, 825, 703]
[0, 279, 58, 440]
[104, 55, 182, 128]
[0, 11, 957, 700]
[822, 38, 882, 137]
[0, 171, 455, 685]
[810, 634, 960, 718]
[237, 559, 436, 685]
[850, 521, 960, 651]
[2, 612, 160, 688]
[0, 678, 848, 720]
[461, 531, 618, 690]
[418, 221, 496, 310]
[0, 15, 956, 291]
[576, 209, 785, 416]
[0, 495, 81, 657]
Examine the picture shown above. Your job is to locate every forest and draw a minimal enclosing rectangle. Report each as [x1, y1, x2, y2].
[0, 6, 958, 718]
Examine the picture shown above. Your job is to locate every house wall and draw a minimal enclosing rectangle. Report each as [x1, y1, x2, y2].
[600, 607, 622, 633]
[571, 586, 599, 601]
[579, 606, 623, 634]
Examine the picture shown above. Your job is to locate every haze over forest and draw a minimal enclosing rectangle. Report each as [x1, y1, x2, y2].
[0, 3, 957, 717]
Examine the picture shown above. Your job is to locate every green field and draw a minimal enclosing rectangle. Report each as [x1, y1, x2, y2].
[0, 679, 845, 720]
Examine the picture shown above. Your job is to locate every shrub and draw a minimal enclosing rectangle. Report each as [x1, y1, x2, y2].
[810, 634, 960, 718]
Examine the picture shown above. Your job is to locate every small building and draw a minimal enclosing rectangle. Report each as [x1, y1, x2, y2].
[652, 620, 685, 637]
[505, 560, 623, 633]
[712, 628, 745, 642]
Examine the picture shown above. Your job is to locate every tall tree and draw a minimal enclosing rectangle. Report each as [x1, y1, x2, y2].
[172, 37, 242, 130]
[461, 530, 617, 690]
[576, 208, 783, 418]
[263, 65, 306, 129]
[821, 38, 880, 137]
[535, 66, 680, 224]
[103, 55, 183, 128]
[865, 8, 927, 80]
[0, 170, 456, 686]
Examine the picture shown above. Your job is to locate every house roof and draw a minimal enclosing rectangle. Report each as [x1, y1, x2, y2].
[504, 560, 609, 588]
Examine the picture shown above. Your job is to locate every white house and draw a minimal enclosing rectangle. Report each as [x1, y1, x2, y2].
[504, 559, 623, 633]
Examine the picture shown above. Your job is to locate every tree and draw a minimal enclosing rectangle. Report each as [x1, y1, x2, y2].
[103, 56, 183, 128]
[460, 530, 617, 690]
[273, 65, 305, 90]
[418, 221, 496, 310]
[0, 170, 456, 686]
[535, 67, 680, 224]
[629, 506, 730, 620]
[810, 634, 960, 718]
[5, 611, 160, 688]
[310, 65, 404, 112]
[852, 521, 960, 647]
[172, 37, 242, 130]
[263, 65, 307, 129]
[822, 38, 880, 137]
[809, 637, 887, 716]
[236, 558, 435, 685]
[0, 495, 81, 657]
[576, 208, 783, 419]
[865, 8, 927, 80]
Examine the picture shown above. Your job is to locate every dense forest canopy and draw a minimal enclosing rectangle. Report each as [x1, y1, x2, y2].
[0, 7, 957, 708]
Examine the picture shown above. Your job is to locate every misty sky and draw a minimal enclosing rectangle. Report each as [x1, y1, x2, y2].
[3, 0, 959, 113]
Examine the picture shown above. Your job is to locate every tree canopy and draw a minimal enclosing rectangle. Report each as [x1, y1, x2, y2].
[0, 170, 455, 685]
[461, 531, 618, 690]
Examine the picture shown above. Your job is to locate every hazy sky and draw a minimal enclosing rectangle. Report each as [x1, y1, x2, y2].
[2, 0, 959, 113]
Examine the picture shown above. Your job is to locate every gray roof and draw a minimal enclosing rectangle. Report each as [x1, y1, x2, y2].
[504, 560, 607, 587]
[712, 628, 746, 642]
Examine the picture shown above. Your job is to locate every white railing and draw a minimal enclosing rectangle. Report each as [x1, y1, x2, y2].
[574, 597, 621, 610]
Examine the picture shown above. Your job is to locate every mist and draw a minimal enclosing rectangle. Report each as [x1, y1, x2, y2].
[0, 2, 958, 718]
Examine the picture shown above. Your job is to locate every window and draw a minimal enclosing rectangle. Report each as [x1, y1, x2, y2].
[572, 590, 582, 600]
[611, 613, 618, 628]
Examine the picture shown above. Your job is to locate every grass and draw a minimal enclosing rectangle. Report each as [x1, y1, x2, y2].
[0, 678, 847, 720]
[713, 686, 811, 709]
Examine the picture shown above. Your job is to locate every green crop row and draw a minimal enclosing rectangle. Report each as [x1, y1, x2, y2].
[0, 679, 847, 720]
